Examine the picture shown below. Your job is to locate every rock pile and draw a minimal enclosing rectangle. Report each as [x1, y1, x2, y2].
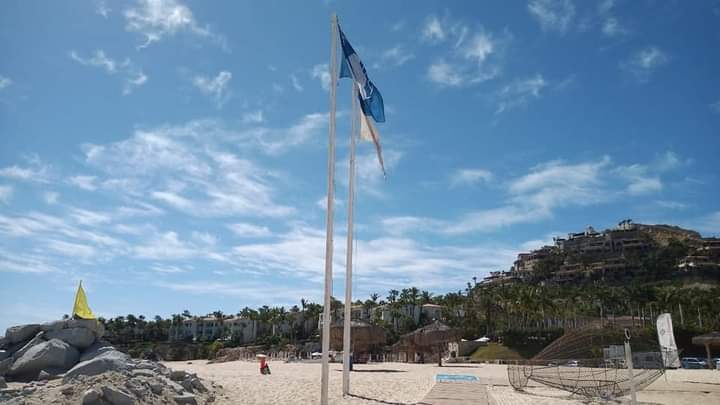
[0, 321, 222, 404]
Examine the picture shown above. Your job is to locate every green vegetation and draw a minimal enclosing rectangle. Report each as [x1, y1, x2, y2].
[470, 343, 537, 361]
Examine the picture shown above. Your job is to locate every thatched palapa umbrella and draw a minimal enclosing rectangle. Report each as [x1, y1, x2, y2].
[398, 320, 460, 366]
[330, 320, 387, 353]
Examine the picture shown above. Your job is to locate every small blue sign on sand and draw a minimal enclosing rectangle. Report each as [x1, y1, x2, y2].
[436, 374, 479, 382]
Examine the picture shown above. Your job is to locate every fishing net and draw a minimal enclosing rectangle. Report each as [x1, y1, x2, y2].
[507, 327, 665, 399]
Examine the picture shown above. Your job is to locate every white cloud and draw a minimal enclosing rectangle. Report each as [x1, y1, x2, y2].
[0, 75, 13, 90]
[123, 71, 148, 95]
[0, 185, 12, 204]
[496, 74, 548, 114]
[394, 157, 614, 235]
[0, 250, 58, 274]
[70, 50, 147, 95]
[227, 222, 272, 238]
[425, 21, 506, 87]
[463, 33, 494, 63]
[192, 231, 217, 245]
[67, 175, 98, 190]
[95, 0, 111, 18]
[342, 149, 402, 198]
[602, 17, 627, 37]
[391, 20, 406, 32]
[626, 176, 662, 195]
[656, 200, 687, 210]
[43, 191, 59, 205]
[0, 157, 50, 183]
[376, 45, 415, 68]
[450, 169, 493, 187]
[70, 50, 119, 73]
[124, 0, 227, 50]
[83, 123, 295, 218]
[422, 16, 446, 42]
[47, 239, 97, 259]
[193, 70, 232, 108]
[528, 0, 576, 34]
[315, 195, 343, 211]
[622, 46, 668, 82]
[70, 208, 112, 226]
[290, 74, 303, 92]
[311, 64, 330, 91]
[241, 110, 264, 124]
[597, 0, 627, 38]
[231, 222, 517, 292]
[427, 62, 463, 87]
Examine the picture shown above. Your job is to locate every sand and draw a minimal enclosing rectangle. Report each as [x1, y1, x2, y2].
[163, 360, 720, 404]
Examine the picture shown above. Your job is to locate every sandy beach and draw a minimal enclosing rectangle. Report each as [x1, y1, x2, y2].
[163, 360, 720, 404]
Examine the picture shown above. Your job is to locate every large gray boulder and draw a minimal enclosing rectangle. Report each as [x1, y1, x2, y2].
[79, 340, 114, 363]
[63, 350, 130, 382]
[11, 332, 46, 361]
[4, 324, 41, 344]
[46, 327, 95, 349]
[0, 357, 12, 377]
[66, 319, 105, 338]
[8, 338, 79, 379]
[39, 320, 67, 333]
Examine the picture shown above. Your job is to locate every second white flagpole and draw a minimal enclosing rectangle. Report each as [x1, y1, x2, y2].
[342, 84, 358, 396]
[320, 13, 339, 405]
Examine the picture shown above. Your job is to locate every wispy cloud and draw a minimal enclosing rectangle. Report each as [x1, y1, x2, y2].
[124, 0, 227, 50]
[387, 152, 689, 236]
[621, 46, 668, 82]
[495, 74, 548, 114]
[450, 169, 493, 187]
[192, 70, 232, 108]
[422, 16, 446, 43]
[424, 17, 507, 88]
[528, 0, 576, 34]
[241, 110, 264, 124]
[67, 175, 98, 191]
[95, 0, 111, 18]
[0, 156, 51, 183]
[0, 185, 12, 204]
[311, 64, 330, 91]
[43, 191, 59, 205]
[69, 50, 148, 95]
[0, 75, 13, 90]
[374, 45, 415, 69]
[82, 122, 296, 218]
[227, 222, 272, 238]
[290, 74, 303, 92]
[597, 0, 628, 38]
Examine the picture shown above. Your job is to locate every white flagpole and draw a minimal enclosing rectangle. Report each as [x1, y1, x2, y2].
[320, 13, 338, 405]
[342, 84, 358, 396]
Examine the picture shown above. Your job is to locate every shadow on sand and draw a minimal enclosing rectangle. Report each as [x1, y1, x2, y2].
[347, 393, 417, 405]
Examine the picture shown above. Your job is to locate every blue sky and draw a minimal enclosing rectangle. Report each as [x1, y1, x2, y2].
[1, 0, 719, 330]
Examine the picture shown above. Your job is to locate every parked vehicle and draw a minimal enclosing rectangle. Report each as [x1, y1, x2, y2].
[566, 360, 580, 367]
[681, 357, 707, 369]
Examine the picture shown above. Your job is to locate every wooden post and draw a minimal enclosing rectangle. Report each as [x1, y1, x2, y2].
[705, 343, 713, 370]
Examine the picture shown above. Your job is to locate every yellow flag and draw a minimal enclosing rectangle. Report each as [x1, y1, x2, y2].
[73, 281, 96, 320]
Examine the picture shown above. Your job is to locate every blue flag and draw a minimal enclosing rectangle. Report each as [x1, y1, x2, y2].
[338, 25, 385, 123]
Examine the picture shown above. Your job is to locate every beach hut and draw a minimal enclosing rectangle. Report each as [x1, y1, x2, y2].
[397, 320, 461, 367]
[692, 331, 720, 369]
[330, 320, 387, 361]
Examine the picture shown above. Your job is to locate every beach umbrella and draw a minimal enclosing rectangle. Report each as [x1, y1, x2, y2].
[398, 320, 460, 366]
[330, 320, 386, 353]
